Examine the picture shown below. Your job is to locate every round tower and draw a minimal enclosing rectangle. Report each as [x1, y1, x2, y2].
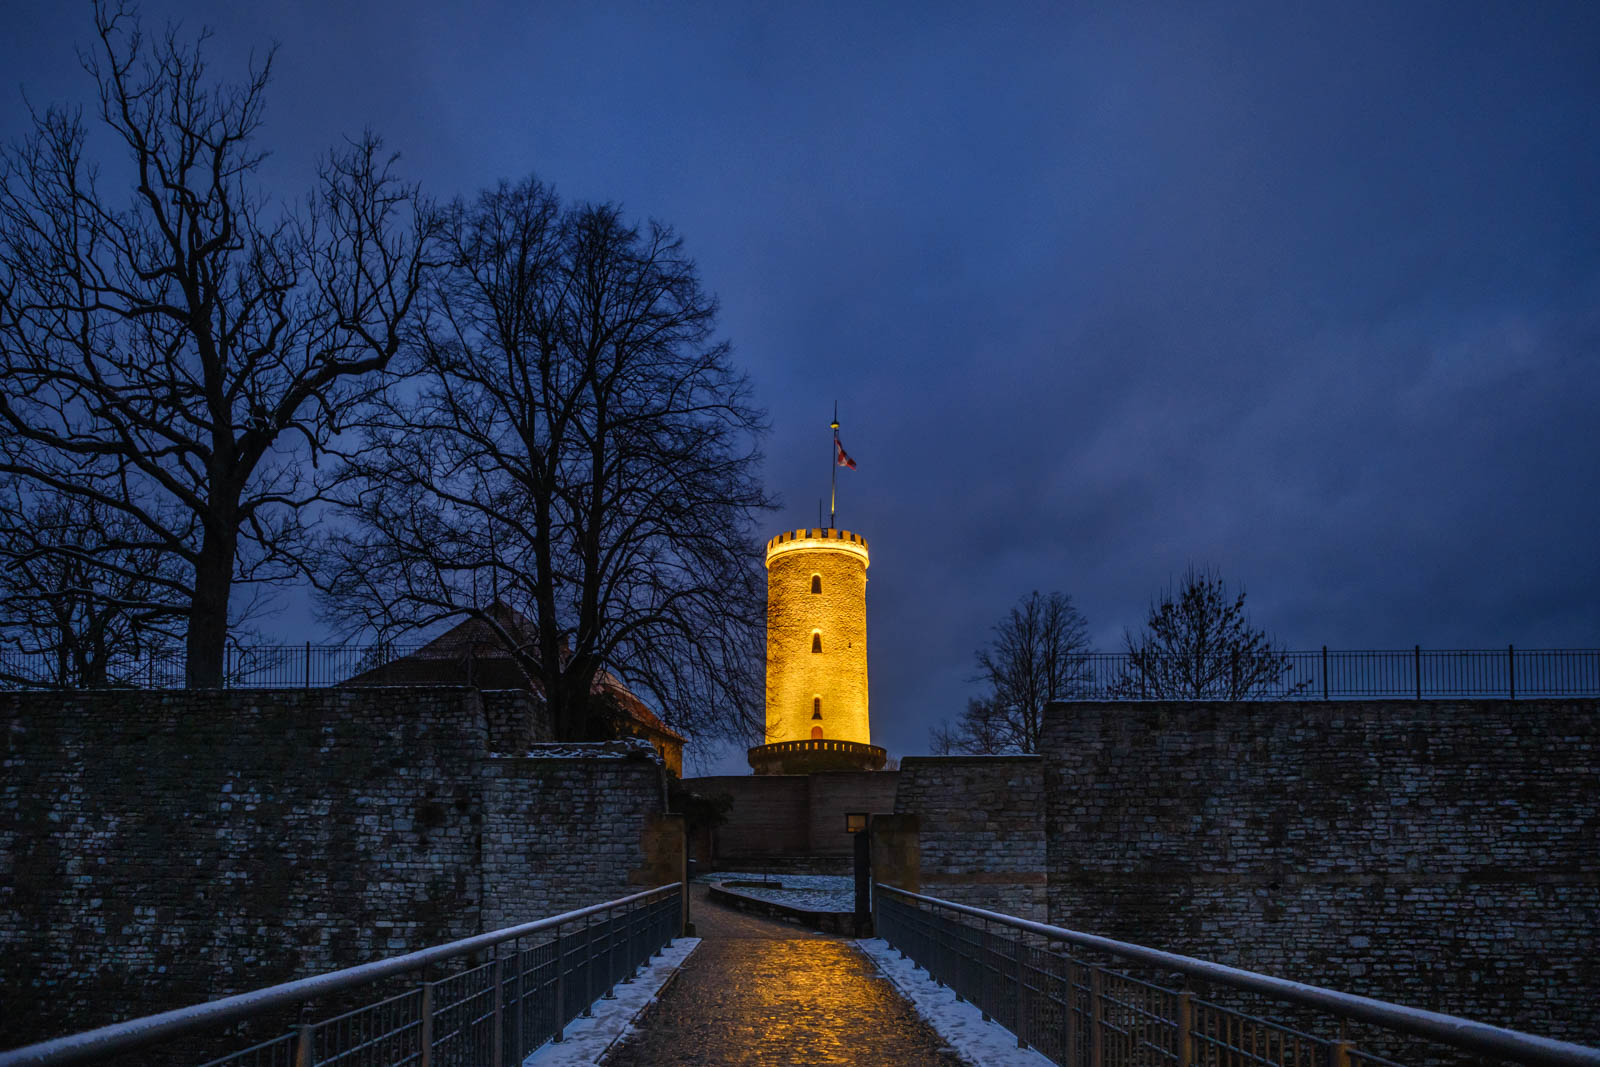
[748, 528, 886, 774]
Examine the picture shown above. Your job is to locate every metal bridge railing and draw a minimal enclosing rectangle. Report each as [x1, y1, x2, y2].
[0, 884, 682, 1067]
[874, 885, 1600, 1067]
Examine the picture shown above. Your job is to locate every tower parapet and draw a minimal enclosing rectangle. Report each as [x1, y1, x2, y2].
[765, 527, 870, 565]
[750, 526, 883, 774]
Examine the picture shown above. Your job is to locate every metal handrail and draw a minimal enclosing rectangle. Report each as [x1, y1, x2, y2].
[875, 884, 1600, 1067]
[0, 884, 680, 1067]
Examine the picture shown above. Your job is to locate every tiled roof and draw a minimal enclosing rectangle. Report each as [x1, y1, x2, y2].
[355, 604, 686, 743]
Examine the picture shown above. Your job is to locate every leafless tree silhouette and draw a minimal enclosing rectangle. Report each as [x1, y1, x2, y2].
[321, 179, 771, 744]
[0, 3, 434, 685]
[0, 481, 185, 686]
[931, 590, 1092, 753]
[1111, 565, 1306, 699]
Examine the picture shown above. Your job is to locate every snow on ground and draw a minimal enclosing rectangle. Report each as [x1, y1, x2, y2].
[858, 937, 1056, 1067]
[719, 885, 853, 912]
[693, 871, 854, 912]
[690, 871, 850, 889]
[522, 937, 700, 1066]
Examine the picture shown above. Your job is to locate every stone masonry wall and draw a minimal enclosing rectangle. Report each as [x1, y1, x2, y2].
[894, 756, 1047, 920]
[1041, 699, 1599, 1047]
[683, 771, 900, 863]
[0, 689, 669, 1050]
[806, 771, 901, 857]
[480, 741, 667, 929]
[481, 689, 553, 753]
[688, 774, 810, 859]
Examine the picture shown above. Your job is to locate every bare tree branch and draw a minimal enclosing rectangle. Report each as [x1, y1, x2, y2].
[932, 590, 1092, 754]
[320, 179, 772, 744]
[0, 478, 185, 686]
[0, 3, 435, 684]
[1110, 565, 1308, 700]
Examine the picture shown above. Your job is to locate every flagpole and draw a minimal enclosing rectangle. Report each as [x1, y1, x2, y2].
[830, 403, 839, 529]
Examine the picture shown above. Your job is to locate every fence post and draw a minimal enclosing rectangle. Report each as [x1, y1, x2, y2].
[419, 981, 434, 1067]
[1508, 644, 1515, 700]
[603, 906, 618, 998]
[553, 928, 566, 1042]
[1090, 967, 1104, 1067]
[1177, 990, 1194, 1067]
[513, 940, 526, 1055]
[622, 900, 637, 983]
[294, 1023, 316, 1067]
[491, 956, 505, 1067]
[582, 917, 595, 1017]
[979, 922, 991, 1021]
[304, 641, 312, 689]
[1015, 937, 1029, 1049]
[1321, 646, 1329, 701]
[1063, 959, 1078, 1067]
[1414, 644, 1422, 700]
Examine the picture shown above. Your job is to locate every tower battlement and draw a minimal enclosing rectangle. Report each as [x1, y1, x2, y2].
[764, 527, 870, 567]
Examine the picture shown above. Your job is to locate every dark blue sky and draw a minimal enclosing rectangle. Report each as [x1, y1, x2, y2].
[5, 3, 1598, 771]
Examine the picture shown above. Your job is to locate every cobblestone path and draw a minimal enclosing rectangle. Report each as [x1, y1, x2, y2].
[685, 883, 827, 939]
[605, 885, 966, 1065]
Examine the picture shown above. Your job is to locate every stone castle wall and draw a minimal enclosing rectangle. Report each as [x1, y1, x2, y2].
[480, 745, 671, 930]
[481, 688, 553, 752]
[893, 756, 1047, 920]
[1041, 698, 1599, 1046]
[0, 689, 670, 1050]
[691, 774, 810, 858]
[686, 770, 899, 861]
[806, 771, 901, 858]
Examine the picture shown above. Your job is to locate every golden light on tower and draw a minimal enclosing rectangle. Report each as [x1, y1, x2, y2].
[747, 527, 885, 774]
[767, 527, 869, 738]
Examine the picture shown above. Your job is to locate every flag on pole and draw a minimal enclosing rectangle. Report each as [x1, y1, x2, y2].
[834, 433, 856, 470]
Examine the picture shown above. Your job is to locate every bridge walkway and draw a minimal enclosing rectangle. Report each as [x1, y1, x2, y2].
[604, 885, 967, 1065]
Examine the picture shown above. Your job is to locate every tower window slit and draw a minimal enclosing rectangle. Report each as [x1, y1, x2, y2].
[812, 697, 821, 719]
[811, 632, 821, 653]
[811, 574, 822, 594]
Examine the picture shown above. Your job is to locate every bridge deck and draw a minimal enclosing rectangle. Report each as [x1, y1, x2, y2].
[605, 885, 965, 1065]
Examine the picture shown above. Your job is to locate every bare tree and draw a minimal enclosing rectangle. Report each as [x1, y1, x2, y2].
[0, 480, 185, 687]
[1111, 565, 1305, 699]
[929, 697, 1010, 755]
[321, 179, 772, 743]
[0, 4, 433, 685]
[931, 590, 1091, 754]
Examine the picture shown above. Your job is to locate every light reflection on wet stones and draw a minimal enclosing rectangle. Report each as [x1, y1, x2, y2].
[606, 887, 969, 1065]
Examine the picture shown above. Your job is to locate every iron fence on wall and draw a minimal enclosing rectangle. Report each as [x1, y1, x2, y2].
[0, 884, 682, 1067]
[0, 642, 429, 692]
[874, 885, 1600, 1067]
[1077, 647, 1600, 701]
[3, 644, 1599, 700]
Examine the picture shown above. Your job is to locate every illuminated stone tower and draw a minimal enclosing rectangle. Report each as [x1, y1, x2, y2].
[748, 528, 886, 774]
